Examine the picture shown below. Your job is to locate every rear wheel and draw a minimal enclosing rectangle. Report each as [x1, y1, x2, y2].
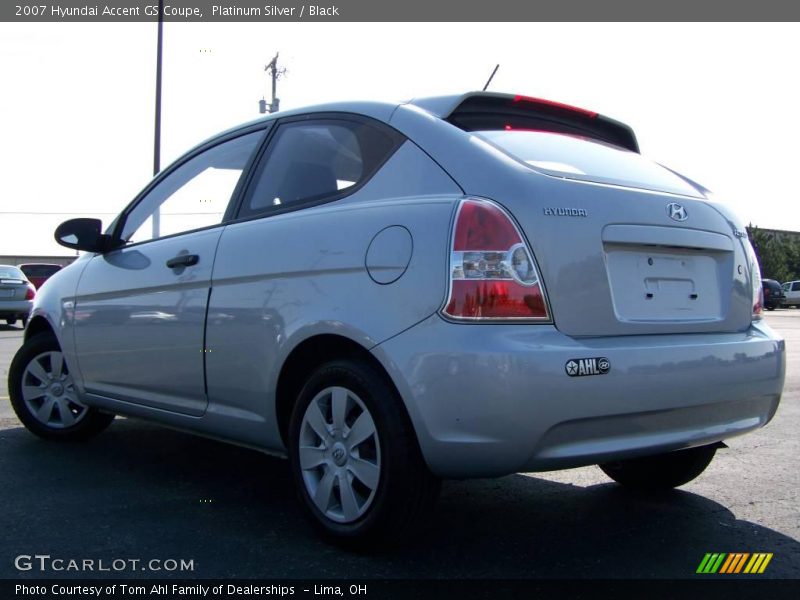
[288, 359, 440, 547]
[9, 332, 115, 440]
[599, 444, 717, 490]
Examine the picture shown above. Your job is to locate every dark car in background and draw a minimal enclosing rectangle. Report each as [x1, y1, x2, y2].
[19, 263, 63, 290]
[0, 265, 35, 327]
[762, 279, 785, 311]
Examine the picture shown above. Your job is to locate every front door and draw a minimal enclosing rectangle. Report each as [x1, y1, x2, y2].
[72, 130, 263, 415]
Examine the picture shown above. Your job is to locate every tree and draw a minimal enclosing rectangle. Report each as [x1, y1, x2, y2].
[747, 226, 796, 282]
[784, 237, 800, 281]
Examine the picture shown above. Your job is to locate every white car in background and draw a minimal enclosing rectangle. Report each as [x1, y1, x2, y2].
[782, 280, 800, 307]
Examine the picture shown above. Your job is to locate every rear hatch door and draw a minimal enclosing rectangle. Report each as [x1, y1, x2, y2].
[474, 130, 752, 336]
[398, 93, 753, 336]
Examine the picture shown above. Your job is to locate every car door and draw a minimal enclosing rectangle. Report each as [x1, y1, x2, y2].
[72, 129, 265, 416]
[789, 281, 800, 305]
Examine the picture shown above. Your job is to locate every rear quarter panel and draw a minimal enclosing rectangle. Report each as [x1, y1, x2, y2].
[203, 140, 462, 449]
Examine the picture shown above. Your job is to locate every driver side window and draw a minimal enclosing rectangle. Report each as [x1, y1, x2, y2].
[121, 131, 263, 244]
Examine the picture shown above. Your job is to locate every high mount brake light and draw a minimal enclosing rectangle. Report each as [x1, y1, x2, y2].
[443, 198, 549, 321]
[512, 95, 598, 119]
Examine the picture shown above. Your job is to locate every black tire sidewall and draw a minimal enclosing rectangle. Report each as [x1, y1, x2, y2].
[600, 444, 717, 490]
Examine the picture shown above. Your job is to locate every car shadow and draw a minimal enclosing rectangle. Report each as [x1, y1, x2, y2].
[1, 419, 797, 579]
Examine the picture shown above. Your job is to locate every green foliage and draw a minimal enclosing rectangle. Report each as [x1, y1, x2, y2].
[748, 226, 800, 282]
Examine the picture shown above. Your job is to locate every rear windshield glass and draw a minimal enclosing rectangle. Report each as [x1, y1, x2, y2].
[21, 264, 60, 277]
[476, 130, 701, 197]
[0, 266, 25, 280]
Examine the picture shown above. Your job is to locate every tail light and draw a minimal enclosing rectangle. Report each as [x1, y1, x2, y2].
[443, 198, 549, 320]
[25, 286, 35, 301]
[743, 239, 762, 320]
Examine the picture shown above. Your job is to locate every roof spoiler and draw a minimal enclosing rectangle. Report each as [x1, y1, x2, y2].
[409, 92, 639, 153]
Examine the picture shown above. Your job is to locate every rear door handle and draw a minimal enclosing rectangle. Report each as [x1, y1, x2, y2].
[166, 254, 199, 269]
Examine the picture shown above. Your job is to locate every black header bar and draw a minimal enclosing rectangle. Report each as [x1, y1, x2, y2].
[3, 0, 800, 22]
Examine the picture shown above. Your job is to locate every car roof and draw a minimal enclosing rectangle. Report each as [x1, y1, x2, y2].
[177, 100, 403, 163]
[174, 92, 640, 172]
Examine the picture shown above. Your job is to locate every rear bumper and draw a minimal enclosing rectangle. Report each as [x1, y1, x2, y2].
[373, 316, 785, 478]
[0, 301, 32, 318]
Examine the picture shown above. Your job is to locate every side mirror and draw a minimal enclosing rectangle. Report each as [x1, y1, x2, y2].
[54, 218, 110, 253]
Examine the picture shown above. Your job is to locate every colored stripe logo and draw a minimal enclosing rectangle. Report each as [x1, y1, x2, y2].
[696, 553, 773, 574]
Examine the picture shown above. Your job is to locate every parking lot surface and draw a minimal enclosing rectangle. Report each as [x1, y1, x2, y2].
[0, 312, 798, 579]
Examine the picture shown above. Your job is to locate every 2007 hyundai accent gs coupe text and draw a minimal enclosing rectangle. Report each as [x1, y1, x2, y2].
[9, 92, 785, 545]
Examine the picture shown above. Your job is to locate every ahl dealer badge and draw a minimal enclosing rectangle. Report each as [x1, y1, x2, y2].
[565, 357, 610, 377]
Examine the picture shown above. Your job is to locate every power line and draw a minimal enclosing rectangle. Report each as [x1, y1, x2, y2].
[0, 211, 220, 216]
[0, 211, 121, 216]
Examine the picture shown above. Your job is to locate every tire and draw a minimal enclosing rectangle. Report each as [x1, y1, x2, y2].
[21, 316, 28, 328]
[599, 444, 717, 491]
[9, 331, 115, 441]
[288, 359, 440, 548]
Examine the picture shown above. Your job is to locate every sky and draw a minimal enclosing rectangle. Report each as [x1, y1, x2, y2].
[1, 22, 799, 256]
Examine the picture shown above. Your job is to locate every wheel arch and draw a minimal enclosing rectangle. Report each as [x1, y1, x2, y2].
[25, 314, 55, 342]
[274, 333, 417, 451]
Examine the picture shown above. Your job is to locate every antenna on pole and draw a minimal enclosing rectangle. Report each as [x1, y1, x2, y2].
[482, 64, 499, 91]
[260, 52, 287, 114]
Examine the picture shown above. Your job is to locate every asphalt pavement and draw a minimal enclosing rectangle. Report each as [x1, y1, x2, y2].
[0, 313, 798, 579]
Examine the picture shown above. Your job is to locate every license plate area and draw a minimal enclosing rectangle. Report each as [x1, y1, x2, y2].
[604, 244, 729, 322]
[0, 289, 15, 299]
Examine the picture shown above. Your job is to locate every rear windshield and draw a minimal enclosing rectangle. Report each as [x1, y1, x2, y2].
[21, 264, 61, 277]
[477, 130, 702, 198]
[0, 266, 25, 280]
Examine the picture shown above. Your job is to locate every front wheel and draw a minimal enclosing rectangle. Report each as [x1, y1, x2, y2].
[288, 359, 440, 547]
[9, 332, 115, 440]
[599, 444, 718, 490]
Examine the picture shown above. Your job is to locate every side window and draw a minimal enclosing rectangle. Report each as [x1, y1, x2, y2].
[782, 283, 790, 292]
[793, 282, 800, 292]
[240, 119, 400, 217]
[121, 131, 263, 244]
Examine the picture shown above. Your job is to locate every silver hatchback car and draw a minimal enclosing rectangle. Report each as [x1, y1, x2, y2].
[9, 92, 785, 545]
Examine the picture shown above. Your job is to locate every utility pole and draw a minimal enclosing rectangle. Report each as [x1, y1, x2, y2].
[259, 53, 286, 114]
[152, 0, 164, 239]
